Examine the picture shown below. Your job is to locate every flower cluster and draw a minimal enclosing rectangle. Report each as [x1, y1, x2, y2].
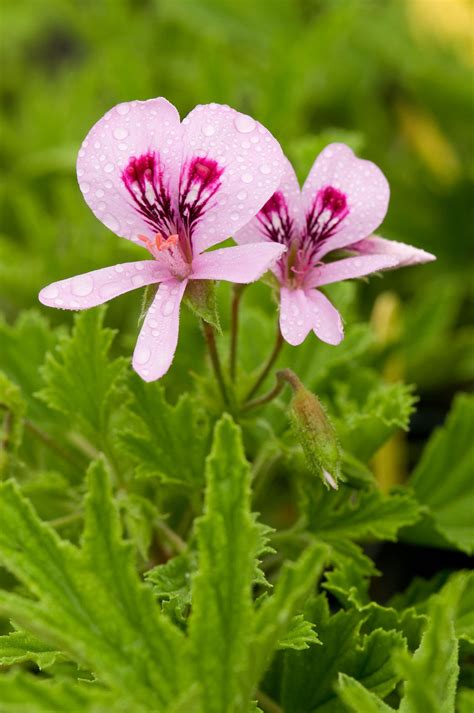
[39, 98, 435, 381]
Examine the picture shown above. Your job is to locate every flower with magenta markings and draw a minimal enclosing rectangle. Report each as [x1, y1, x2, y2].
[39, 98, 286, 381]
[235, 144, 435, 346]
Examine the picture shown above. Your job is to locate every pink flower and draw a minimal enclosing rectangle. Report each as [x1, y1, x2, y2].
[39, 98, 286, 381]
[235, 144, 435, 346]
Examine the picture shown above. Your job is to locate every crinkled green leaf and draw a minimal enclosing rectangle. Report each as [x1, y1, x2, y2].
[277, 613, 320, 651]
[281, 595, 406, 712]
[332, 370, 417, 462]
[147, 549, 197, 625]
[38, 307, 127, 443]
[188, 414, 259, 713]
[0, 311, 58, 421]
[118, 374, 211, 489]
[337, 673, 394, 713]
[0, 670, 117, 713]
[396, 581, 461, 713]
[404, 394, 474, 554]
[304, 482, 421, 542]
[0, 630, 60, 669]
[0, 459, 190, 710]
[0, 372, 25, 475]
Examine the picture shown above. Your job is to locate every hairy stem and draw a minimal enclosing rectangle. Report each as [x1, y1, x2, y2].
[202, 320, 230, 406]
[155, 519, 187, 554]
[244, 328, 284, 403]
[229, 284, 245, 382]
[241, 379, 285, 413]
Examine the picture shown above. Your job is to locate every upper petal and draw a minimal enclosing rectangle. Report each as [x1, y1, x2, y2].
[77, 98, 182, 244]
[191, 243, 286, 283]
[39, 261, 172, 310]
[301, 143, 390, 259]
[279, 287, 313, 346]
[349, 235, 436, 267]
[180, 104, 285, 252]
[132, 278, 187, 382]
[234, 155, 304, 246]
[305, 254, 399, 289]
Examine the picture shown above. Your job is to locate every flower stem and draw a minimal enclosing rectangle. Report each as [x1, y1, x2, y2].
[229, 284, 245, 382]
[256, 689, 284, 713]
[202, 320, 230, 406]
[244, 327, 284, 403]
[24, 419, 83, 471]
[241, 379, 285, 413]
[155, 519, 187, 554]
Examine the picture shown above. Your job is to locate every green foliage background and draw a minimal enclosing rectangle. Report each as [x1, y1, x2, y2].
[0, 0, 473, 711]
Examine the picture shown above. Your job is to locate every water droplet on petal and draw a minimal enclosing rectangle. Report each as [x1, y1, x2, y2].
[116, 103, 130, 116]
[132, 274, 145, 287]
[259, 164, 271, 174]
[104, 163, 114, 173]
[135, 346, 151, 365]
[234, 115, 256, 133]
[237, 190, 247, 201]
[135, 263, 144, 271]
[79, 182, 90, 194]
[161, 299, 175, 316]
[115, 265, 124, 273]
[95, 189, 105, 198]
[241, 173, 253, 184]
[113, 127, 128, 140]
[77, 168, 84, 177]
[202, 124, 216, 136]
[230, 212, 239, 221]
[72, 275, 94, 297]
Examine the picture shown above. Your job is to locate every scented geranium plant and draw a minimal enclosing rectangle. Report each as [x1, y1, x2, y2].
[0, 97, 472, 713]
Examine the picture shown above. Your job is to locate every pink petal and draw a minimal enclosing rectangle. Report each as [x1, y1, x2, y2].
[305, 289, 344, 345]
[350, 235, 436, 267]
[234, 155, 303, 245]
[181, 104, 284, 252]
[77, 98, 182, 244]
[191, 243, 286, 283]
[38, 261, 172, 311]
[132, 279, 187, 382]
[279, 287, 313, 346]
[301, 143, 390, 259]
[305, 254, 399, 289]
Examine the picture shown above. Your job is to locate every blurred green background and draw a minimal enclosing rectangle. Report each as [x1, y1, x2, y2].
[1, 0, 473, 412]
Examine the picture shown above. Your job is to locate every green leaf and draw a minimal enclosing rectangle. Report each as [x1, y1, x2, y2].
[277, 614, 321, 651]
[337, 673, 394, 713]
[304, 482, 421, 542]
[0, 630, 60, 669]
[0, 670, 116, 713]
[0, 311, 58, 421]
[188, 414, 259, 713]
[396, 582, 461, 713]
[281, 596, 405, 712]
[332, 370, 417, 462]
[251, 542, 327, 682]
[118, 374, 211, 489]
[38, 307, 127, 444]
[0, 372, 26, 475]
[0, 460, 190, 710]
[184, 279, 221, 332]
[403, 394, 474, 554]
[146, 549, 197, 625]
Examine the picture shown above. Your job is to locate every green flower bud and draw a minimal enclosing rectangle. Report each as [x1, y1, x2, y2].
[277, 369, 341, 489]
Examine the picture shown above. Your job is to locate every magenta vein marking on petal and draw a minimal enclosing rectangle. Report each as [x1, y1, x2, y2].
[304, 185, 349, 252]
[257, 191, 294, 246]
[178, 156, 224, 239]
[122, 152, 176, 236]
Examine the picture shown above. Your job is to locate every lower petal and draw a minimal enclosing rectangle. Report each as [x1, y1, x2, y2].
[132, 279, 187, 382]
[39, 261, 172, 310]
[306, 289, 344, 345]
[350, 235, 436, 267]
[279, 287, 313, 346]
[192, 243, 286, 283]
